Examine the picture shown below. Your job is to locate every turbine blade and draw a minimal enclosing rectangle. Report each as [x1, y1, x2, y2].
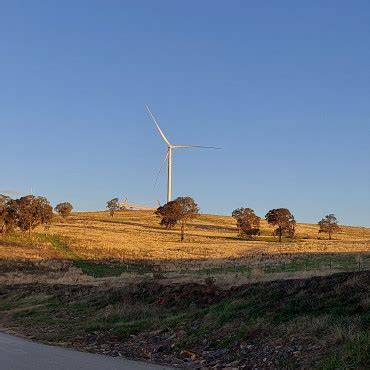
[172, 145, 221, 149]
[154, 151, 169, 188]
[146, 105, 171, 146]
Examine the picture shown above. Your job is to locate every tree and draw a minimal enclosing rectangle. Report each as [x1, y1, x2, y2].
[231, 208, 244, 234]
[232, 207, 260, 237]
[54, 202, 73, 218]
[171, 197, 200, 242]
[155, 197, 199, 241]
[0, 194, 11, 236]
[6, 195, 53, 237]
[318, 214, 340, 240]
[155, 202, 178, 230]
[265, 208, 295, 242]
[107, 198, 120, 217]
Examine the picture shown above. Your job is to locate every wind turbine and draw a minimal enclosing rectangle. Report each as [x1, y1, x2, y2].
[146, 105, 220, 204]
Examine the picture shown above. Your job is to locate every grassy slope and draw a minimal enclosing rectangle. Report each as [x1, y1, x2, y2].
[0, 211, 369, 368]
[1, 210, 369, 282]
[0, 271, 369, 369]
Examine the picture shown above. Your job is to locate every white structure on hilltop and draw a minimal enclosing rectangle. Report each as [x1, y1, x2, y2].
[119, 198, 158, 211]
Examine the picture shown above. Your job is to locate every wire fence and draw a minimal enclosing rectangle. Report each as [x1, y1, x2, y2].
[116, 253, 370, 276]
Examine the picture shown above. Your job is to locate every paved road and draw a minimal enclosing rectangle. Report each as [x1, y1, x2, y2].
[0, 333, 171, 370]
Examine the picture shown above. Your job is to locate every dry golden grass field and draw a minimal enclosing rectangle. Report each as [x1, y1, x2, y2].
[1, 210, 369, 281]
[52, 211, 370, 258]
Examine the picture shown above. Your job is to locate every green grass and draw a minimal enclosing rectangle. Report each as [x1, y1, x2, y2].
[37, 233, 155, 277]
[73, 261, 155, 277]
[321, 332, 370, 369]
[72, 260, 127, 278]
[0, 302, 19, 310]
[39, 234, 80, 260]
[264, 254, 369, 273]
[197, 265, 251, 275]
[196, 253, 370, 275]
[13, 309, 38, 318]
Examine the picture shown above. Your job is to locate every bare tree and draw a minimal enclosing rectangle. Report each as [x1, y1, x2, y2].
[265, 208, 295, 242]
[318, 214, 340, 240]
[232, 207, 260, 237]
[156, 197, 199, 241]
[54, 202, 73, 218]
[106, 198, 120, 217]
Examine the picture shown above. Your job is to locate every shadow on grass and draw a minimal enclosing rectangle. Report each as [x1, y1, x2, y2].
[4, 233, 370, 279]
[37, 234, 155, 278]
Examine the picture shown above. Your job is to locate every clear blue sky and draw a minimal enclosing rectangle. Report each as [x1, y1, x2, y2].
[1, 1, 369, 226]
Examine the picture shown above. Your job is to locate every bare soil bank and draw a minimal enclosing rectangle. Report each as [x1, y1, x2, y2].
[1, 271, 369, 369]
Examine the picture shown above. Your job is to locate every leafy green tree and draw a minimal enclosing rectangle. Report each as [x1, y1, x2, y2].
[232, 207, 260, 237]
[265, 208, 295, 242]
[318, 214, 340, 240]
[54, 202, 73, 218]
[106, 198, 120, 217]
[156, 197, 199, 241]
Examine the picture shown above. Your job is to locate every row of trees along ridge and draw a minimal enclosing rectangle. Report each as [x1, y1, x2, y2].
[232, 207, 340, 241]
[153, 198, 340, 242]
[1, 192, 340, 242]
[0, 194, 73, 237]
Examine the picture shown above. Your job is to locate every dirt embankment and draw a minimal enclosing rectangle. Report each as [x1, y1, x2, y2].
[1, 271, 369, 369]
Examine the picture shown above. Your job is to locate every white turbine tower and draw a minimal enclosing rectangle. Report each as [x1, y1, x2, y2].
[146, 106, 220, 204]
